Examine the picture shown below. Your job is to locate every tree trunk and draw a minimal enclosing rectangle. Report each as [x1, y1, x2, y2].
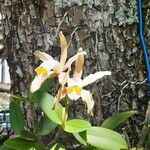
[0, 0, 149, 148]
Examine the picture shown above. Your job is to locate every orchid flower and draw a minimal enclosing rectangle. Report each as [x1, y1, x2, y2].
[55, 48, 111, 115]
[66, 71, 111, 115]
[30, 32, 86, 93]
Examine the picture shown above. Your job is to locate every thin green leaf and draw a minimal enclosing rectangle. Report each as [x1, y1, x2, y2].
[11, 95, 27, 102]
[0, 136, 9, 145]
[87, 127, 128, 150]
[131, 148, 143, 150]
[39, 78, 53, 92]
[83, 145, 98, 150]
[73, 130, 87, 146]
[64, 119, 91, 133]
[49, 143, 65, 150]
[9, 101, 25, 135]
[101, 110, 137, 129]
[0, 145, 15, 150]
[36, 115, 58, 136]
[20, 130, 36, 141]
[4, 138, 44, 150]
[37, 91, 63, 125]
[146, 130, 150, 148]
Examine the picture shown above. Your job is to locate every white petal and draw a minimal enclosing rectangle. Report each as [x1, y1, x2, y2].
[30, 75, 48, 93]
[34, 51, 55, 62]
[82, 71, 111, 87]
[58, 72, 68, 85]
[68, 92, 81, 100]
[63, 51, 86, 71]
[67, 78, 82, 100]
[42, 60, 60, 71]
[58, 72, 65, 85]
[81, 90, 94, 115]
[67, 78, 83, 87]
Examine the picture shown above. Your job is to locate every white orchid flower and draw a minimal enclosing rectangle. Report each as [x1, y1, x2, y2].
[66, 71, 111, 115]
[30, 55, 59, 93]
[55, 48, 111, 115]
[30, 32, 86, 93]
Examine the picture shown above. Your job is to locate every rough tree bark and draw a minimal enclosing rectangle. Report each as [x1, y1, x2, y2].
[0, 0, 149, 148]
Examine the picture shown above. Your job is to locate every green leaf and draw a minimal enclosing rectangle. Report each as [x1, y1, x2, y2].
[36, 115, 58, 136]
[20, 130, 36, 141]
[9, 101, 25, 135]
[49, 143, 65, 150]
[73, 131, 87, 146]
[131, 148, 143, 150]
[4, 138, 44, 150]
[87, 127, 128, 150]
[83, 145, 98, 150]
[11, 95, 27, 102]
[0, 145, 14, 150]
[64, 119, 91, 133]
[0, 136, 9, 145]
[37, 91, 63, 125]
[101, 110, 137, 129]
[146, 130, 150, 148]
[39, 78, 53, 92]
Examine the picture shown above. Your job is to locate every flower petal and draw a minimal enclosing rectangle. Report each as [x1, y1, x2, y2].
[73, 48, 84, 78]
[35, 65, 49, 76]
[58, 72, 69, 86]
[81, 90, 94, 115]
[67, 91, 81, 100]
[34, 51, 55, 62]
[67, 78, 83, 87]
[66, 78, 83, 100]
[30, 75, 48, 93]
[52, 64, 61, 74]
[81, 71, 111, 87]
[59, 31, 68, 66]
[63, 50, 86, 71]
[54, 87, 67, 105]
[35, 59, 60, 76]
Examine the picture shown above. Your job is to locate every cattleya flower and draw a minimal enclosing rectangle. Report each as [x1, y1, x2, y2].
[30, 32, 86, 93]
[55, 48, 111, 115]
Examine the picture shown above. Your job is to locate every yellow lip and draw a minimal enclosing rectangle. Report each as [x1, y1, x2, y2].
[35, 66, 48, 76]
[66, 85, 82, 94]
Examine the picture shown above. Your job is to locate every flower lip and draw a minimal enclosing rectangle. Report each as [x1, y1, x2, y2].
[35, 66, 48, 76]
[67, 85, 82, 94]
[66, 78, 83, 100]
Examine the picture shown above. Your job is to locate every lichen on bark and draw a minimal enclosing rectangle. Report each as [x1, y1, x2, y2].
[115, 0, 137, 26]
